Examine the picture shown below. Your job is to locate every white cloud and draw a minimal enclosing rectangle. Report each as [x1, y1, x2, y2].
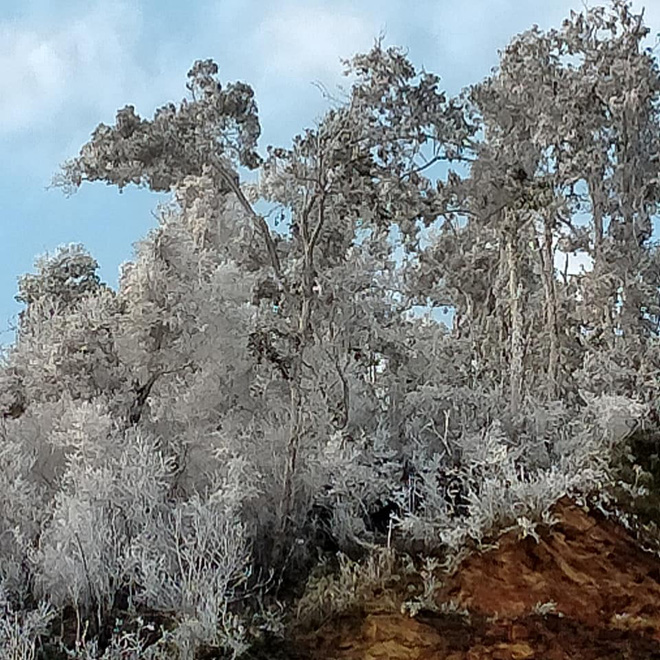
[0, 2, 182, 139]
[253, 4, 374, 79]
[0, 26, 69, 131]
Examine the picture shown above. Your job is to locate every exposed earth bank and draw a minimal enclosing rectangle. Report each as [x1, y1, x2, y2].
[295, 499, 660, 659]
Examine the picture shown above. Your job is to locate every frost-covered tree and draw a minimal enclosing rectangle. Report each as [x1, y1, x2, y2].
[407, 0, 660, 409]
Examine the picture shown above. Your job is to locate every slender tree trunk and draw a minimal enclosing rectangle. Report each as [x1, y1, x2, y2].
[536, 215, 559, 399]
[281, 363, 303, 529]
[587, 174, 616, 350]
[279, 294, 312, 536]
[587, 174, 604, 264]
[496, 241, 509, 391]
[279, 193, 324, 543]
[505, 211, 524, 414]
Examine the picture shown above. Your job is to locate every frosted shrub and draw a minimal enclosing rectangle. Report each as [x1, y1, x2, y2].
[37, 465, 119, 614]
[60, 619, 171, 660]
[0, 589, 54, 660]
[396, 395, 646, 553]
[0, 426, 47, 599]
[35, 418, 174, 624]
[319, 423, 403, 549]
[308, 389, 647, 559]
[129, 456, 258, 657]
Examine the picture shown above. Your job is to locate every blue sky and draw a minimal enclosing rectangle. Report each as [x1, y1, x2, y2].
[1, 0, 658, 344]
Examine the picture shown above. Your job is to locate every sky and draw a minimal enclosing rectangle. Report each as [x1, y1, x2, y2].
[1, 0, 659, 344]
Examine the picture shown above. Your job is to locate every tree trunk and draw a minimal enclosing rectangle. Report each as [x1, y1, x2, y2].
[505, 211, 524, 414]
[587, 174, 616, 350]
[587, 174, 604, 264]
[278, 204, 319, 542]
[536, 215, 559, 399]
[281, 365, 303, 530]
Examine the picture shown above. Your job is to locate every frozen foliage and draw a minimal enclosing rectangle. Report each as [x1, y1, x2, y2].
[1, 1, 659, 656]
[0, 589, 54, 660]
[128, 457, 256, 656]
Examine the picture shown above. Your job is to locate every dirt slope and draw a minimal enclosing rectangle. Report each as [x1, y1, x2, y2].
[300, 498, 660, 659]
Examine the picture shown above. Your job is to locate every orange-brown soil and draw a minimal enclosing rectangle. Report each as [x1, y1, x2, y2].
[298, 498, 660, 659]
